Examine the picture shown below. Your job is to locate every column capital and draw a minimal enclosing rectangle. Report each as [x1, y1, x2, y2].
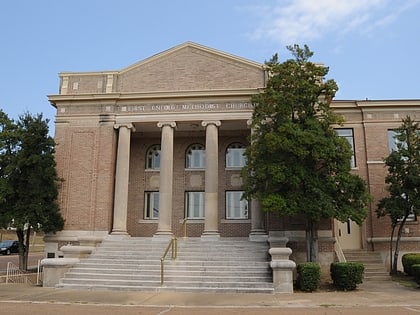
[157, 121, 177, 129]
[114, 123, 135, 131]
[201, 120, 221, 128]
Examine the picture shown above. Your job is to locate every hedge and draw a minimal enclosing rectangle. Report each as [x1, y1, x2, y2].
[330, 262, 364, 291]
[402, 253, 420, 276]
[412, 264, 420, 285]
[296, 262, 321, 292]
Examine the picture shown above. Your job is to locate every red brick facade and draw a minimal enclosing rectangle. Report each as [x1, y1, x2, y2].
[47, 42, 420, 265]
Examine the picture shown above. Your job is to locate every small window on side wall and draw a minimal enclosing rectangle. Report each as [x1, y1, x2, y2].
[336, 128, 356, 168]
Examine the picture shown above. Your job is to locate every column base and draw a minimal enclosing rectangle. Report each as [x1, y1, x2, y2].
[153, 231, 174, 242]
[249, 231, 269, 242]
[110, 230, 129, 236]
[201, 232, 220, 241]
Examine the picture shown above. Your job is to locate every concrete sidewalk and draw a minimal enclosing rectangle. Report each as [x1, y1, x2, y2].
[0, 280, 418, 309]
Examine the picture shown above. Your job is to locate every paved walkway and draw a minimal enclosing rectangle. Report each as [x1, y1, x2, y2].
[0, 280, 419, 314]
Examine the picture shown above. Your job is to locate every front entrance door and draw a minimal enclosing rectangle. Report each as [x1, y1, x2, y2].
[337, 220, 362, 250]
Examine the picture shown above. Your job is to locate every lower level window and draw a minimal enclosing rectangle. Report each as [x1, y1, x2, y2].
[144, 192, 159, 219]
[226, 191, 248, 219]
[185, 191, 205, 219]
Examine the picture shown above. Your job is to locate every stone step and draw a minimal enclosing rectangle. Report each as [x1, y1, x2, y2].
[59, 277, 273, 289]
[343, 250, 390, 281]
[59, 237, 273, 293]
[68, 268, 271, 277]
[57, 283, 274, 294]
[63, 272, 271, 282]
[76, 259, 270, 268]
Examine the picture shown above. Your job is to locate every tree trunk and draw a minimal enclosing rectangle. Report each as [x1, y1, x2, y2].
[306, 220, 319, 262]
[392, 215, 408, 275]
[15, 227, 30, 271]
[16, 229, 25, 271]
[24, 226, 31, 271]
[389, 223, 397, 275]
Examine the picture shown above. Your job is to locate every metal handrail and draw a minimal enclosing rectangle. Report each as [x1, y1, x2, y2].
[182, 218, 188, 239]
[36, 259, 43, 285]
[6, 262, 25, 284]
[160, 237, 177, 285]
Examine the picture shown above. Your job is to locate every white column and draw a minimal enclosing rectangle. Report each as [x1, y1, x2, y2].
[201, 120, 221, 239]
[111, 123, 134, 235]
[247, 120, 268, 241]
[155, 121, 176, 237]
[249, 199, 268, 241]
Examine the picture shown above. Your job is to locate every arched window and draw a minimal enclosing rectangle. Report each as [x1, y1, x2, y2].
[186, 144, 205, 169]
[146, 144, 161, 170]
[226, 143, 246, 168]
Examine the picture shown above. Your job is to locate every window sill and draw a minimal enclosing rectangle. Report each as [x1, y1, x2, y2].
[221, 219, 250, 224]
[138, 219, 158, 223]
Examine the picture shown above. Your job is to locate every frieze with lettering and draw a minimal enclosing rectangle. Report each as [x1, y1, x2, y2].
[120, 102, 254, 113]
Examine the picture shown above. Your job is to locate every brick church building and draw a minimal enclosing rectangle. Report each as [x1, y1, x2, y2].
[46, 42, 420, 268]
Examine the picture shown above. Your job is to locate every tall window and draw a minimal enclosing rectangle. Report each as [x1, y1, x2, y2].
[186, 144, 206, 169]
[185, 191, 205, 219]
[336, 128, 356, 168]
[226, 143, 246, 168]
[388, 130, 406, 153]
[146, 144, 160, 170]
[144, 192, 159, 219]
[226, 191, 248, 219]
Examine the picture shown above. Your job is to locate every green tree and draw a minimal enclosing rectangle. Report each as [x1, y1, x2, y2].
[0, 111, 64, 270]
[243, 45, 371, 262]
[377, 116, 420, 275]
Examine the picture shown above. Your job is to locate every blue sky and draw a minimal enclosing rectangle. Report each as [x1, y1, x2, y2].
[1, 0, 420, 133]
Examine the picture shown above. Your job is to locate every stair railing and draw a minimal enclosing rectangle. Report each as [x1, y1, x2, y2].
[6, 262, 26, 284]
[182, 218, 188, 239]
[334, 238, 347, 262]
[160, 237, 177, 285]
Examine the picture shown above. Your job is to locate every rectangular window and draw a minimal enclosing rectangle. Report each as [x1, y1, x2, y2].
[144, 192, 159, 219]
[226, 147, 246, 168]
[336, 128, 356, 168]
[185, 191, 205, 219]
[388, 130, 407, 153]
[226, 191, 248, 219]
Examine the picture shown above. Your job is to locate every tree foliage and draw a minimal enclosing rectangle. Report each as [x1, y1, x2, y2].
[377, 116, 420, 274]
[0, 111, 64, 270]
[243, 45, 371, 262]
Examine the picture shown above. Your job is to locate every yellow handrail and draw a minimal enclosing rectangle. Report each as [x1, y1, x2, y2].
[182, 218, 188, 239]
[160, 237, 177, 285]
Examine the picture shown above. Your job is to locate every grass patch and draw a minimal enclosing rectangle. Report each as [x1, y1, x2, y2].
[391, 272, 418, 288]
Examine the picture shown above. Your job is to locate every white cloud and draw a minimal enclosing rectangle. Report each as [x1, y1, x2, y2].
[248, 0, 417, 44]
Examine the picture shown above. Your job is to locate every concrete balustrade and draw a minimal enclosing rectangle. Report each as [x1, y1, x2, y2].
[269, 247, 296, 293]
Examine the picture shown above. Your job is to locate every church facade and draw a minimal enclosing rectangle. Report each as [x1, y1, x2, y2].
[46, 42, 420, 266]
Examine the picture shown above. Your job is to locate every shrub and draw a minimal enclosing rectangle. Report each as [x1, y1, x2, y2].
[412, 264, 420, 285]
[296, 262, 321, 292]
[330, 262, 364, 291]
[401, 253, 420, 276]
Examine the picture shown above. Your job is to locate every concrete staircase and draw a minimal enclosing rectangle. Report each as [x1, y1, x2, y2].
[57, 237, 274, 293]
[343, 250, 391, 281]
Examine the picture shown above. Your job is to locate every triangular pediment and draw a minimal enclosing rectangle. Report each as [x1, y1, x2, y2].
[117, 42, 265, 93]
